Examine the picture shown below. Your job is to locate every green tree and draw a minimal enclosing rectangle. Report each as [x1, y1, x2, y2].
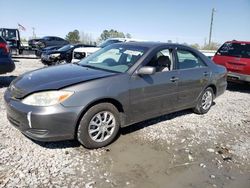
[99, 29, 128, 41]
[65, 30, 80, 44]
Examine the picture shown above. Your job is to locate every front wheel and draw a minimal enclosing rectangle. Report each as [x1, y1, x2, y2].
[193, 87, 214, 114]
[77, 103, 120, 149]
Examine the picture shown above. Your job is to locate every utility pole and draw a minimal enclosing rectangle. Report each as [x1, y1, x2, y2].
[32, 27, 36, 39]
[208, 8, 215, 46]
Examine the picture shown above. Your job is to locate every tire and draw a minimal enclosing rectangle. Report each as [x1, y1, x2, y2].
[193, 87, 214, 114]
[77, 103, 120, 149]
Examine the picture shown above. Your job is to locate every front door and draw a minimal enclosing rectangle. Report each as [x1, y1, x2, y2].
[128, 48, 179, 123]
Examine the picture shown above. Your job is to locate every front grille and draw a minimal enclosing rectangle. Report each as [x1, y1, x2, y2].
[74, 52, 86, 60]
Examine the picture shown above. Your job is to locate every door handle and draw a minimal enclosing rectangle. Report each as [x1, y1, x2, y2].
[170, 77, 179, 82]
[203, 72, 209, 76]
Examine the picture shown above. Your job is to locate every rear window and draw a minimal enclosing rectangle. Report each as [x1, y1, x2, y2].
[217, 42, 250, 58]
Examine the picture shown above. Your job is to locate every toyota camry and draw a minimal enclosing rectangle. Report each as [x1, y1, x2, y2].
[4, 42, 227, 149]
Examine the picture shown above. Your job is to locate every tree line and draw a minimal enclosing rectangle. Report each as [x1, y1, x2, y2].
[65, 29, 132, 45]
[65, 29, 220, 50]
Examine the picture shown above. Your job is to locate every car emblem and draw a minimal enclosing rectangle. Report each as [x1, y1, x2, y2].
[234, 57, 240, 61]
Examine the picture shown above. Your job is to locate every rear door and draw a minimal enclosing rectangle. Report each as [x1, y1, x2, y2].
[175, 48, 211, 108]
[129, 47, 179, 122]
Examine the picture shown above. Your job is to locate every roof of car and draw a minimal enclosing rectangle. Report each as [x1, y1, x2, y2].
[42, 36, 64, 39]
[226, 40, 250, 44]
[115, 41, 187, 48]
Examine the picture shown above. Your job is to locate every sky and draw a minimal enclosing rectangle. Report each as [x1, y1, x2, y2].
[0, 0, 249, 45]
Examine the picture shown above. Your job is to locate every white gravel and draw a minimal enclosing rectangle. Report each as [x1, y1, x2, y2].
[0, 59, 250, 187]
[136, 88, 250, 161]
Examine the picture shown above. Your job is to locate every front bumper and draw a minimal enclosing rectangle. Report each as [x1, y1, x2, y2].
[4, 89, 83, 142]
[227, 72, 250, 83]
[0, 58, 15, 74]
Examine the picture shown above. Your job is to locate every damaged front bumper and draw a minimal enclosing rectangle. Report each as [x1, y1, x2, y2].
[4, 89, 82, 142]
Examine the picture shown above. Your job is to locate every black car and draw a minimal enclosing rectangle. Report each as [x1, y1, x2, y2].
[0, 36, 15, 74]
[4, 42, 227, 149]
[35, 45, 63, 58]
[41, 44, 96, 65]
[28, 36, 69, 49]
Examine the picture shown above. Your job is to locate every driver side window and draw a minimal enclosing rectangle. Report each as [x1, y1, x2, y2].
[146, 49, 173, 72]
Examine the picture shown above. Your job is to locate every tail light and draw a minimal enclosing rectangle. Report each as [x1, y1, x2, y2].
[0, 42, 9, 54]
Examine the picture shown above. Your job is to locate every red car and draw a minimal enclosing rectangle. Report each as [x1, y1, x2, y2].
[213, 40, 250, 83]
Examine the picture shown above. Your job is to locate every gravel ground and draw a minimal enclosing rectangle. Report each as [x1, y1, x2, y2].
[0, 59, 249, 188]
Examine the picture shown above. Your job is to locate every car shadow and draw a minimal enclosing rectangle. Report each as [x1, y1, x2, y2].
[227, 82, 250, 94]
[121, 109, 193, 135]
[31, 110, 193, 149]
[31, 139, 81, 149]
[0, 76, 17, 88]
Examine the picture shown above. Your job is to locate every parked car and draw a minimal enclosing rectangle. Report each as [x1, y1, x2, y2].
[0, 28, 22, 54]
[71, 38, 145, 63]
[4, 42, 227, 148]
[41, 44, 95, 65]
[28, 36, 69, 49]
[213, 40, 250, 83]
[0, 36, 15, 74]
[35, 45, 63, 58]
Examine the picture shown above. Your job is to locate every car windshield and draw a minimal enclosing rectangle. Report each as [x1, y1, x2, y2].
[217, 42, 250, 58]
[78, 44, 148, 73]
[98, 39, 123, 48]
[58, 45, 74, 52]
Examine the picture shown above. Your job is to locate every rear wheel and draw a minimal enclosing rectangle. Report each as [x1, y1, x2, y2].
[77, 103, 120, 149]
[193, 87, 214, 114]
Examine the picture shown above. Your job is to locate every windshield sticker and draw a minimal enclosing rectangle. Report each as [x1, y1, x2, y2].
[124, 50, 143, 56]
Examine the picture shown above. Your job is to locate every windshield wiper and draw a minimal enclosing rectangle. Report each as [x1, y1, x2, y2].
[78, 64, 120, 73]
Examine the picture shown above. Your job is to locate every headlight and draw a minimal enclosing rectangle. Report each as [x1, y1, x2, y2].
[22, 91, 74, 106]
[50, 53, 61, 58]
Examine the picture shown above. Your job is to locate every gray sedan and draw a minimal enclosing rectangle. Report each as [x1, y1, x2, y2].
[4, 42, 227, 149]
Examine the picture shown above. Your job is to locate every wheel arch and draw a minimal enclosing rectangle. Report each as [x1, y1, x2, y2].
[74, 98, 125, 138]
[206, 84, 217, 96]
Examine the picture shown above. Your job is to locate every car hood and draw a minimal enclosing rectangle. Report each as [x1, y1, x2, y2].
[45, 50, 64, 55]
[10, 64, 117, 98]
[74, 47, 100, 53]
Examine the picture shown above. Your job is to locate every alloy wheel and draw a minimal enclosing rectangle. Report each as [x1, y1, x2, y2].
[88, 111, 116, 142]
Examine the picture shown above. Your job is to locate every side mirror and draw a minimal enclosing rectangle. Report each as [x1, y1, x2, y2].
[137, 66, 156, 75]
